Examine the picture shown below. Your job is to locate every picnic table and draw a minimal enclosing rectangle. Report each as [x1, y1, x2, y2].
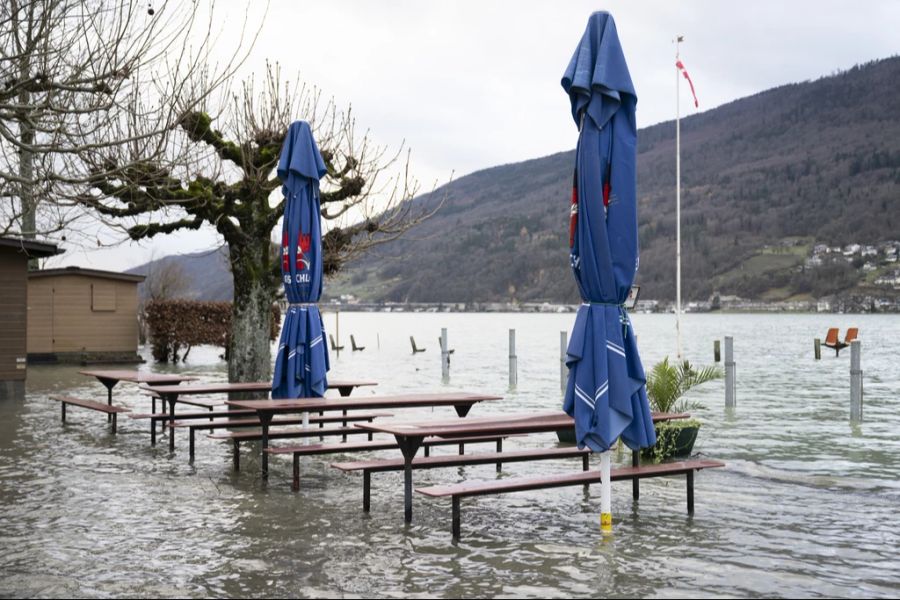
[227, 392, 503, 478]
[355, 410, 689, 523]
[79, 369, 197, 422]
[144, 380, 378, 451]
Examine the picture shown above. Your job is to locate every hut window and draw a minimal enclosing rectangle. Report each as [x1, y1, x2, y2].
[91, 283, 116, 311]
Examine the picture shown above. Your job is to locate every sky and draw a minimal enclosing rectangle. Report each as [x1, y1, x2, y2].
[51, 0, 900, 272]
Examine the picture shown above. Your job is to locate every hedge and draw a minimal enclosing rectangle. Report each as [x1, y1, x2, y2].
[145, 299, 281, 363]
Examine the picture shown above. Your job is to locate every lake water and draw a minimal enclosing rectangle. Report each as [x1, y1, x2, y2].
[1, 312, 899, 598]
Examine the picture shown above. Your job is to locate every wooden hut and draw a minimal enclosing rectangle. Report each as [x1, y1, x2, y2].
[0, 237, 62, 400]
[27, 266, 145, 364]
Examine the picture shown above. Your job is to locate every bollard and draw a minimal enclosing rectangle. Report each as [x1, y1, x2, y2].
[335, 310, 341, 355]
[509, 329, 517, 387]
[441, 328, 450, 380]
[850, 340, 863, 422]
[725, 336, 736, 408]
[714, 340, 721, 363]
[814, 338, 821, 360]
[560, 331, 568, 395]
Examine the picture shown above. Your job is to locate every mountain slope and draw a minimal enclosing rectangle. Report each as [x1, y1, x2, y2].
[336, 57, 900, 303]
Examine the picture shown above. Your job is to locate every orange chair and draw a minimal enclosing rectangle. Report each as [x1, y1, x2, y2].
[823, 327, 857, 356]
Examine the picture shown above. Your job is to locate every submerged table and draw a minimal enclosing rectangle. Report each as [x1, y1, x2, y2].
[227, 392, 504, 479]
[356, 411, 689, 523]
[144, 380, 378, 451]
[79, 369, 197, 423]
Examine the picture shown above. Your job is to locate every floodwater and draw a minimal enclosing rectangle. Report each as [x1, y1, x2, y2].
[1, 312, 899, 598]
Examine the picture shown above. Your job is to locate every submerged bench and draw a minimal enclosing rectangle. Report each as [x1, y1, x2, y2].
[50, 395, 131, 433]
[174, 411, 391, 460]
[129, 409, 258, 445]
[211, 426, 385, 470]
[417, 459, 726, 539]
[333, 446, 592, 512]
[267, 434, 512, 488]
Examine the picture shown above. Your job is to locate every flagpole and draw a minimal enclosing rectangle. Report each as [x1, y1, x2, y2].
[675, 35, 683, 361]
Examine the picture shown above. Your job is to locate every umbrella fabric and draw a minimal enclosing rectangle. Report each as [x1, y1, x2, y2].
[272, 120, 330, 399]
[561, 12, 656, 453]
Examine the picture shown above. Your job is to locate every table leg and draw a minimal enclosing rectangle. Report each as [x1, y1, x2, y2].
[453, 402, 473, 418]
[102, 381, 115, 423]
[338, 386, 353, 397]
[260, 412, 274, 479]
[167, 395, 177, 452]
[395, 434, 424, 523]
[150, 416, 156, 445]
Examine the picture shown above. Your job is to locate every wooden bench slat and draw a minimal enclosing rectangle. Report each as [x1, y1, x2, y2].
[170, 411, 392, 429]
[333, 446, 590, 472]
[269, 440, 399, 455]
[50, 396, 130, 413]
[127, 409, 257, 420]
[208, 426, 371, 441]
[417, 459, 726, 498]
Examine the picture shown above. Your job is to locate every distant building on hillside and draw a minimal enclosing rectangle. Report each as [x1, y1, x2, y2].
[27, 266, 146, 364]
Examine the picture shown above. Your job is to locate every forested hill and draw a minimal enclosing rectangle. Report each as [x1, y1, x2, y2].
[334, 56, 900, 304]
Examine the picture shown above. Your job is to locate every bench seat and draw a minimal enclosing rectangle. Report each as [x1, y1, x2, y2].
[416, 459, 725, 539]
[333, 446, 592, 511]
[50, 395, 130, 433]
[176, 412, 391, 460]
[265, 434, 512, 488]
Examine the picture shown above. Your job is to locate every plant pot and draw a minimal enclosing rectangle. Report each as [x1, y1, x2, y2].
[642, 421, 700, 462]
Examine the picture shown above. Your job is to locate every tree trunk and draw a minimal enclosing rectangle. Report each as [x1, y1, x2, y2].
[227, 240, 276, 385]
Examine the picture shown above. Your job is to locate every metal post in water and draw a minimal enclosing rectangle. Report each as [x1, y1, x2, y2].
[509, 329, 517, 387]
[814, 338, 821, 360]
[441, 327, 450, 380]
[725, 336, 736, 408]
[714, 339, 721, 363]
[850, 340, 863, 422]
[560, 331, 568, 395]
[335, 310, 340, 355]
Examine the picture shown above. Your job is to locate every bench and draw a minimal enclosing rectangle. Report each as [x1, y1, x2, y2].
[333, 446, 592, 512]
[173, 411, 391, 460]
[50, 395, 131, 433]
[416, 459, 726, 539]
[211, 426, 386, 470]
[266, 434, 512, 488]
[128, 408, 259, 445]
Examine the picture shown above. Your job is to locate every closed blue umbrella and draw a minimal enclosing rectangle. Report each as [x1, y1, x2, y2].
[561, 11, 656, 532]
[272, 121, 330, 399]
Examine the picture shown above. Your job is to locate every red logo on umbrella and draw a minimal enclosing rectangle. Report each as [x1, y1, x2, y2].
[296, 233, 311, 271]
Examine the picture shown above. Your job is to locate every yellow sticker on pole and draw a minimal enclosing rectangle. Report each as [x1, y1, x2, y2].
[600, 512, 612, 532]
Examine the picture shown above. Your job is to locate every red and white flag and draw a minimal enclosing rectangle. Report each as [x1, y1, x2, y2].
[676, 59, 699, 108]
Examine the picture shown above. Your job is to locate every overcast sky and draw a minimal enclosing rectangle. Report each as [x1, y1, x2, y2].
[53, 0, 900, 271]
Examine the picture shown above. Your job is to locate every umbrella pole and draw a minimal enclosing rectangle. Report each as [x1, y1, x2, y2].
[600, 450, 612, 534]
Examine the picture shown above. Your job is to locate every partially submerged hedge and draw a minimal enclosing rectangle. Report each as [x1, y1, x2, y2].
[145, 299, 281, 363]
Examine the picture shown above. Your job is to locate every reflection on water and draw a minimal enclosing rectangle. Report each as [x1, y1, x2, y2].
[1, 313, 899, 597]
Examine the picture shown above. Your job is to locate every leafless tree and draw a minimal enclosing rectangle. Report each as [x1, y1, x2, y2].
[81, 64, 441, 382]
[0, 0, 258, 242]
[143, 257, 188, 302]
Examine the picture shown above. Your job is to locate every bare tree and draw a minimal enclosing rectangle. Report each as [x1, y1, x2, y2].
[143, 258, 188, 302]
[0, 0, 258, 242]
[80, 65, 440, 382]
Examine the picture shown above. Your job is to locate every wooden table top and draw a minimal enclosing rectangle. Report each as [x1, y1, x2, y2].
[226, 392, 503, 413]
[354, 411, 689, 438]
[79, 370, 197, 384]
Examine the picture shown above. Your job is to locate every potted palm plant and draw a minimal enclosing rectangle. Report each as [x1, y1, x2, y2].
[643, 357, 722, 462]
